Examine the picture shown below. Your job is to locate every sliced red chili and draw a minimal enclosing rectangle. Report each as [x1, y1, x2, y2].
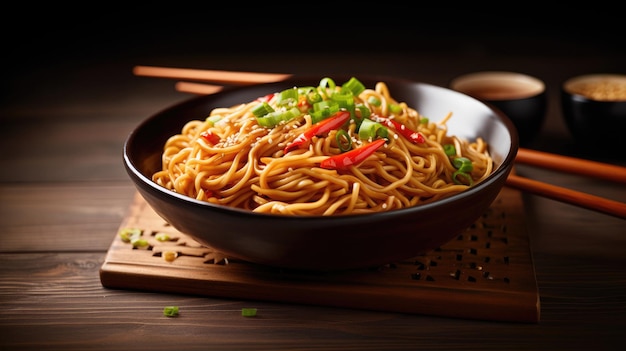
[256, 93, 275, 102]
[375, 117, 425, 144]
[284, 111, 351, 154]
[200, 130, 220, 145]
[320, 138, 386, 170]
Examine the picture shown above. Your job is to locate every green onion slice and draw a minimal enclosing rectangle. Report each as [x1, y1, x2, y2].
[256, 107, 302, 128]
[318, 77, 336, 99]
[118, 227, 141, 242]
[251, 102, 275, 118]
[443, 144, 456, 156]
[331, 91, 355, 114]
[452, 157, 473, 172]
[355, 104, 371, 119]
[206, 115, 222, 126]
[155, 232, 170, 241]
[452, 171, 473, 186]
[389, 104, 402, 114]
[299, 86, 322, 104]
[276, 87, 299, 107]
[241, 308, 257, 317]
[163, 306, 179, 317]
[367, 96, 381, 107]
[358, 119, 388, 140]
[131, 237, 149, 248]
[341, 77, 366, 96]
[311, 100, 340, 124]
[335, 129, 352, 152]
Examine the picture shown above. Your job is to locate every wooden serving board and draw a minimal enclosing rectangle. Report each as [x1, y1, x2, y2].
[100, 187, 540, 323]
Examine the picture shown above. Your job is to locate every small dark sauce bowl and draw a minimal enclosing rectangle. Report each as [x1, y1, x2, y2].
[450, 71, 547, 147]
[561, 73, 626, 154]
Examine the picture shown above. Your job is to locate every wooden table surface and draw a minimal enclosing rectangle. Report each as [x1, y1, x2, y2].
[1, 12, 625, 350]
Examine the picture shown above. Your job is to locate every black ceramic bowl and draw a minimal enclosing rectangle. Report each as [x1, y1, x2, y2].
[561, 73, 626, 151]
[449, 71, 547, 147]
[124, 75, 518, 271]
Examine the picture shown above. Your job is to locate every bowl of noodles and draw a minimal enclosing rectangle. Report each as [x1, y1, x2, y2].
[124, 75, 518, 271]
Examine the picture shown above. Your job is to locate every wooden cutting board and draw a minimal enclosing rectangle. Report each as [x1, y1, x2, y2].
[100, 187, 540, 323]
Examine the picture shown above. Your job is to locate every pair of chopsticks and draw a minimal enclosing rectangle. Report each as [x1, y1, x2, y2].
[133, 65, 293, 94]
[510, 149, 626, 219]
[133, 65, 626, 219]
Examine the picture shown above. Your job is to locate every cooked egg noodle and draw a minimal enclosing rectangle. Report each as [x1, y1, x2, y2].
[152, 80, 494, 215]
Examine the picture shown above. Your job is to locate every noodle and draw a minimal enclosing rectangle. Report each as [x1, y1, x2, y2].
[152, 77, 494, 215]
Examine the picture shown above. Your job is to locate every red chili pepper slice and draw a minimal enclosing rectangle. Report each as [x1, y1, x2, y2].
[320, 138, 386, 170]
[297, 98, 311, 110]
[256, 93, 275, 102]
[284, 111, 351, 154]
[375, 117, 425, 144]
[200, 130, 220, 145]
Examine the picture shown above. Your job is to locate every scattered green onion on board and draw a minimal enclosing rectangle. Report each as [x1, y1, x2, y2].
[163, 306, 179, 317]
[155, 232, 170, 241]
[241, 308, 257, 317]
[118, 227, 141, 242]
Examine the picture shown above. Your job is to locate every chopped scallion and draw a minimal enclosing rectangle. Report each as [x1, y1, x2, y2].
[389, 104, 403, 114]
[276, 87, 299, 107]
[251, 102, 275, 118]
[443, 144, 456, 156]
[452, 171, 473, 186]
[341, 77, 366, 96]
[318, 77, 337, 99]
[256, 107, 302, 128]
[118, 228, 141, 242]
[367, 96, 381, 107]
[131, 237, 149, 248]
[355, 104, 371, 119]
[206, 115, 222, 126]
[331, 91, 355, 112]
[311, 100, 340, 123]
[358, 119, 387, 140]
[452, 157, 473, 172]
[335, 129, 352, 152]
[299, 86, 322, 105]
[155, 232, 170, 241]
[241, 308, 257, 317]
[163, 306, 179, 317]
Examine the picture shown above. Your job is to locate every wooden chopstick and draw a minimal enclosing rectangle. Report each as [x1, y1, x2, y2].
[506, 175, 626, 219]
[510, 148, 626, 218]
[516, 148, 626, 184]
[133, 65, 292, 85]
[174, 81, 224, 95]
[134, 66, 626, 218]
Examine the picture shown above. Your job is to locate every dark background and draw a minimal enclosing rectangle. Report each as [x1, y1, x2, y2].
[3, 6, 624, 138]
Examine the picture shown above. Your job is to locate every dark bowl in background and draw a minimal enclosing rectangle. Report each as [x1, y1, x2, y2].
[123, 75, 519, 271]
[561, 73, 626, 153]
[450, 71, 547, 147]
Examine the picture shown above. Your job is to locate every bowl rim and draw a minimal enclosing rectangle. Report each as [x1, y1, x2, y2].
[562, 73, 626, 102]
[124, 75, 519, 221]
[449, 70, 546, 101]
